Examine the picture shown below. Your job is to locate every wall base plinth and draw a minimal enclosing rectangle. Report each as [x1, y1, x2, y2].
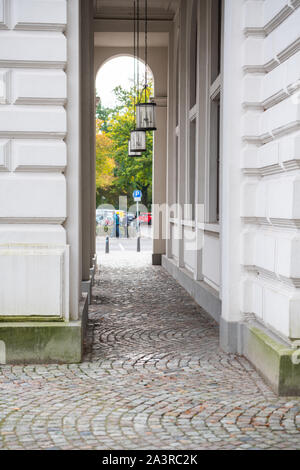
[91, 254, 98, 285]
[81, 280, 92, 304]
[152, 254, 162, 266]
[243, 324, 300, 396]
[82, 254, 97, 304]
[0, 295, 88, 365]
[220, 318, 244, 354]
[162, 255, 221, 323]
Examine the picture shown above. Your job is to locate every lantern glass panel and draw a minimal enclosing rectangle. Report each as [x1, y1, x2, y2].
[130, 130, 146, 152]
[136, 103, 156, 130]
[128, 140, 142, 157]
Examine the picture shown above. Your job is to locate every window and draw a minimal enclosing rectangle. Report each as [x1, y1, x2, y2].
[189, 119, 196, 220]
[208, 0, 222, 223]
[175, 136, 179, 205]
[210, 0, 222, 85]
[175, 44, 179, 128]
[187, 1, 198, 220]
[174, 31, 180, 214]
[209, 95, 220, 222]
[189, 0, 198, 108]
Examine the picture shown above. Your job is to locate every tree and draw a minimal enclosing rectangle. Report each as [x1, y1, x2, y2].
[95, 85, 153, 209]
[95, 99, 113, 133]
[95, 120, 116, 208]
[108, 86, 153, 208]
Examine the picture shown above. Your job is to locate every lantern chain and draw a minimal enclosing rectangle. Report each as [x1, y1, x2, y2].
[133, 0, 136, 124]
[145, 0, 148, 102]
[137, 0, 140, 103]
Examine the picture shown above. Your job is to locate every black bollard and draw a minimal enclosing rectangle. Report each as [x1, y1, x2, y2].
[105, 236, 109, 254]
[137, 236, 141, 253]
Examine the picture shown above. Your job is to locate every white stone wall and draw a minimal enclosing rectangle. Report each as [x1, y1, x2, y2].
[167, 0, 221, 306]
[166, 0, 300, 340]
[0, 0, 69, 320]
[242, 0, 300, 340]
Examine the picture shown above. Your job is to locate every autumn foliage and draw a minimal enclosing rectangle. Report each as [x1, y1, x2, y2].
[95, 86, 153, 209]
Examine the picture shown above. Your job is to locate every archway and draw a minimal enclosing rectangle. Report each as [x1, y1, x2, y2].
[80, 27, 169, 303]
[93, 44, 168, 264]
[95, 55, 154, 254]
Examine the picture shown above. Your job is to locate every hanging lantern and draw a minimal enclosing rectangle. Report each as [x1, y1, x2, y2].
[128, 140, 142, 157]
[130, 130, 146, 152]
[136, 96, 157, 131]
[135, 0, 157, 132]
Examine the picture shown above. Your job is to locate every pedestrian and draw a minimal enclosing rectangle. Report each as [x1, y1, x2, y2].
[114, 212, 120, 238]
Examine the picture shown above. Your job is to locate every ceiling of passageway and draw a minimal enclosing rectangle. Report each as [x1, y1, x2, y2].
[94, 31, 169, 47]
[94, 0, 179, 20]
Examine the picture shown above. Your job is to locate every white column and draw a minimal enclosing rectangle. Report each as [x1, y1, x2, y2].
[220, 0, 244, 351]
[178, 0, 187, 269]
[148, 47, 168, 265]
[194, 0, 208, 281]
[152, 101, 167, 264]
[166, 26, 175, 260]
[65, 0, 82, 321]
[81, 0, 92, 284]
[89, 0, 96, 270]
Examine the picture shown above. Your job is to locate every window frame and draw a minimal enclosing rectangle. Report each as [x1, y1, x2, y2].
[205, 0, 223, 224]
[186, 0, 199, 221]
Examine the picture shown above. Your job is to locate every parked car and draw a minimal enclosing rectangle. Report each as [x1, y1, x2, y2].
[104, 215, 114, 226]
[96, 215, 103, 225]
[138, 212, 152, 225]
[127, 212, 136, 224]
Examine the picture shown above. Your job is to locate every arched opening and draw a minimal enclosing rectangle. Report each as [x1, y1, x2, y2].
[94, 55, 155, 255]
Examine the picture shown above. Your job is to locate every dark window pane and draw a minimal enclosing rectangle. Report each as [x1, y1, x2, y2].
[189, 120, 196, 220]
[209, 96, 220, 222]
[190, 1, 198, 107]
[211, 0, 222, 84]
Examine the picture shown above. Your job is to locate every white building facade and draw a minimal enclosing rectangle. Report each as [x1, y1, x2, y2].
[0, 0, 300, 394]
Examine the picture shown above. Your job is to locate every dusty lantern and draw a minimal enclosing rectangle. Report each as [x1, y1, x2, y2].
[128, 140, 142, 157]
[130, 130, 146, 152]
[136, 98, 157, 131]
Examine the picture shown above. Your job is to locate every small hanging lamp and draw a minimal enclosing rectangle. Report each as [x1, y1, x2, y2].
[130, 130, 146, 152]
[135, 0, 157, 131]
[128, 140, 142, 157]
[136, 89, 157, 131]
[130, 0, 147, 153]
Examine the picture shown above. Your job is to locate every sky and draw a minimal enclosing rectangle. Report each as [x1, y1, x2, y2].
[95, 56, 152, 108]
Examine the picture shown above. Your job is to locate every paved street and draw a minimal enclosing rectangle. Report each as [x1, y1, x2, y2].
[96, 233, 152, 253]
[1, 252, 300, 450]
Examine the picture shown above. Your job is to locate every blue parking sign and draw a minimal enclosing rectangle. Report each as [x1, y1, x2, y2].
[133, 190, 142, 201]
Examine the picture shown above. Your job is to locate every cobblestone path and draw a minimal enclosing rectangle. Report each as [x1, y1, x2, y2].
[1, 253, 300, 450]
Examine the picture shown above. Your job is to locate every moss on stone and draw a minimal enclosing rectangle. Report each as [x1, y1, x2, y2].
[0, 316, 64, 323]
[0, 322, 83, 364]
[246, 326, 300, 396]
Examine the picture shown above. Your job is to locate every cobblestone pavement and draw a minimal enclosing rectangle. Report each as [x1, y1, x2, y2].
[1, 253, 300, 450]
